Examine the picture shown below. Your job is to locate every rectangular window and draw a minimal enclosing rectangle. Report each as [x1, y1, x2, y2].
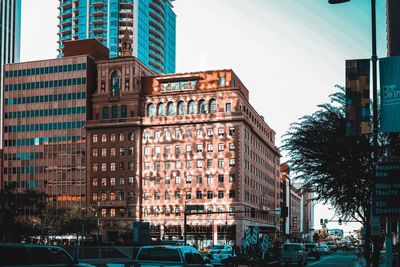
[225, 103, 232, 112]
[229, 174, 236, 182]
[186, 130, 192, 139]
[128, 147, 134, 155]
[164, 161, 171, 169]
[218, 191, 224, 198]
[207, 175, 213, 184]
[165, 146, 171, 155]
[155, 192, 161, 200]
[196, 191, 202, 199]
[207, 191, 213, 199]
[175, 145, 181, 155]
[196, 176, 202, 184]
[218, 143, 224, 152]
[154, 131, 160, 141]
[101, 163, 107, 172]
[207, 159, 213, 169]
[186, 160, 192, 169]
[197, 129, 203, 138]
[229, 158, 236, 167]
[165, 191, 170, 200]
[165, 176, 171, 184]
[154, 161, 160, 170]
[102, 134, 107, 142]
[110, 163, 115, 171]
[128, 177, 134, 185]
[175, 191, 181, 200]
[110, 134, 116, 142]
[175, 176, 181, 184]
[165, 130, 171, 140]
[176, 161, 181, 169]
[218, 128, 225, 136]
[93, 134, 98, 143]
[186, 144, 192, 153]
[186, 191, 192, 199]
[176, 130, 182, 140]
[155, 176, 160, 184]
[218, 159, 224, 168]
[207, 144, 213, 152]
[229, 190, 236, 198]
[111, 148, 116, 156]
[92, 178, 98, 187]
[119, 177, 125, 185]
[119, 148, 125, 156]
[144, 147, 150, 155]
[101, 148, 107, 157]
[229, 128, 235, 136]
[144, 132, 150, 141]
[93, 149, 98, 157]
[128, 162, 134, 170]
[110, 177, 116, 186]
[128, 132, 134, 140]
[101, 178, 107, 186]
[119, 133, 125, 141]
[218, 175, 224, 183]
[196, 160, 203, 168]
[186, 176, 192, 184]
[207, 128, 213, 137]
[144, 162, 150, 170]
[155, 146, 161, 154]
[229, 142, 235, 151]
[196, 144, 203, 152]
[93, 163, 98, 171]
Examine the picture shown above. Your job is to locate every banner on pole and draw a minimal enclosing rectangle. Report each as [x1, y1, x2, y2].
[380, 56, 400, 132]
[345, 59, 371, 135]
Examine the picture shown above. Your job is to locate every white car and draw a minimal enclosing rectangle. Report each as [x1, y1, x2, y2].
[208, 245, 235, 266]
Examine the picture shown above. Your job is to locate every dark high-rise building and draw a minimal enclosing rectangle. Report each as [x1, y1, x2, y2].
[1, 0, 21, 146]
[387, 0, 400, 56]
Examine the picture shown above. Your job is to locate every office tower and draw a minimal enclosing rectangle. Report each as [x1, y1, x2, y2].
[387, 0, 400, 56]
[1, 39, 108, 209]
[58, 0, 176, 74]
[1, 0, 21, 146]
[87, 49, 281, 244]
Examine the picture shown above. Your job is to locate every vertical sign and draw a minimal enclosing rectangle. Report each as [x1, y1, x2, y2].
[379, 56, 400, 132]
[345, 59, 371, 135]
[373, 162, 400, 216]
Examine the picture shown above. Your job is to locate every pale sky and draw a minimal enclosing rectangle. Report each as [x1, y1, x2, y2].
[20, 0, 387, 235]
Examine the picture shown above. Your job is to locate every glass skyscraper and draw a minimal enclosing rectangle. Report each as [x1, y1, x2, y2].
[1, 0, 21, 146]
[58, 0, 176, 74]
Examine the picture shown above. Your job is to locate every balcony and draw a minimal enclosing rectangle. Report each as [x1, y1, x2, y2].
[150, 2, 164, 19]
[119, 18, 133, 27]
[92, 0, 105, 8]
[119, 0, 133, 9]
[119, 8, 133, 19]
[149, 35, 165, 50]
[92, 8, 104, 16]
[149, 16, 164, 35]
[59, 17, 73, 27]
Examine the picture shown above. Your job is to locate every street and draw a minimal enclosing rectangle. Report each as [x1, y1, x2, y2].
[307, 251, 358, 267]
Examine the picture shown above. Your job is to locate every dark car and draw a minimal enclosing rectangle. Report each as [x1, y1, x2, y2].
[0, 243, 95, 267]
[304, 243, 321, 260]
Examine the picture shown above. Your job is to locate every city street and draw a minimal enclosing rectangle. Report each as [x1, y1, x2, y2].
[308, 251, 358, 267]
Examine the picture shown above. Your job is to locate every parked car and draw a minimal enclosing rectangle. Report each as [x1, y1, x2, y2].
[318, 244, 331, 255]
[280, 243, 308, 266]
[304, 243, 321, 260]
[0, 243, 95, 267]
[208, 244, 233, 256]
[132, 245, 212, 267]
[326, 242, 338, 252]
[209, 248, 235, 266]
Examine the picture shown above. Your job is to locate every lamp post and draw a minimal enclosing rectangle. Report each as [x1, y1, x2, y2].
[328, 1, 378, 267]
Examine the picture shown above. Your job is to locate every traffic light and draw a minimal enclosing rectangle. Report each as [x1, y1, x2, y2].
[320, 219, 323, 225]
[339, 218, 342, 225]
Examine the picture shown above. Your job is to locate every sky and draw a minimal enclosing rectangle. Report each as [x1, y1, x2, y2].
[21, 0, 387, 236]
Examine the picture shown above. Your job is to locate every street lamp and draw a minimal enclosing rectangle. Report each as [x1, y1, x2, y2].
[328, 1, 378, 267]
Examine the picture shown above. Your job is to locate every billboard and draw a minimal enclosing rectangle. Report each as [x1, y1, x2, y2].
[345, 59, 371, 135]
[379, 56, 400, 132]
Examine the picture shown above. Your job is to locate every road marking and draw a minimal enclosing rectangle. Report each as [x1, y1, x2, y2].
[308, 254, 337, 266]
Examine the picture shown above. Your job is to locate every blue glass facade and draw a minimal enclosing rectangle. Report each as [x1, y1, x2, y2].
[58, 0, 176, 73]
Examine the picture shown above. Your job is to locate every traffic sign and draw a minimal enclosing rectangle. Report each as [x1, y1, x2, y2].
[373, 162, 400, 216]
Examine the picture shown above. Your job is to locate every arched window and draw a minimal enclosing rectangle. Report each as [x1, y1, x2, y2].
[209, 98, 217, 113]
[177, 101, 185, 115]
[188, 100, 196, 114]
[103, 106, 109, 119]
[112, 105, 118, 118]
[167, 102, 175, 116]
[111, 71, 121, 96]
[121, 105, 127, 118]
[157, 103, 165, 116]
[198, 99, 206, 114]
[147, 103, 155, 117]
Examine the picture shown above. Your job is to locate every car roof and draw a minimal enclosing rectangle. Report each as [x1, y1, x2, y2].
[0, 243, 63, 249]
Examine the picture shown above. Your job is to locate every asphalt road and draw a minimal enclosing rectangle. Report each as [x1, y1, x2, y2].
[307, 251, 359, 267]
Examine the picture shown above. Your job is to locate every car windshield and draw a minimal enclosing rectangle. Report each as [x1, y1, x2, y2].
[137, 248, 181, 262]
[283, 244, 302, 250]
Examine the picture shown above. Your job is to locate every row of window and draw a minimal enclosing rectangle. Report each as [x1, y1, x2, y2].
[5, 106, 86, 119]
[4, 92, 87, 105]
[5, 77, 87, 92]
[98, 207, 133, 218]
[4, 121, 85, 133]
[144, 142, 235, 156]
[4, 136, 81, 147]
[143, 190, 236, 201]
[143, 127, 236, 142]
[142, 206, 236, 218]
[146, 99, 227, 117]
[92, 147, 134, 157]
[5, 63, 87, 78]
[92, 176, 135, 187]
[4, 152, 42, 160]
[93, 191, 133, 202]
[101, 105, 128, 119]
[92, 162, 135, 172]
[92, 132, 134, 143]
[143, 158, 236, 170]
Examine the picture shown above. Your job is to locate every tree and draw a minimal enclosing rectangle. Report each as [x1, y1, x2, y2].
[0, 189, 46, 242]
[282, 88, 383, 265]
